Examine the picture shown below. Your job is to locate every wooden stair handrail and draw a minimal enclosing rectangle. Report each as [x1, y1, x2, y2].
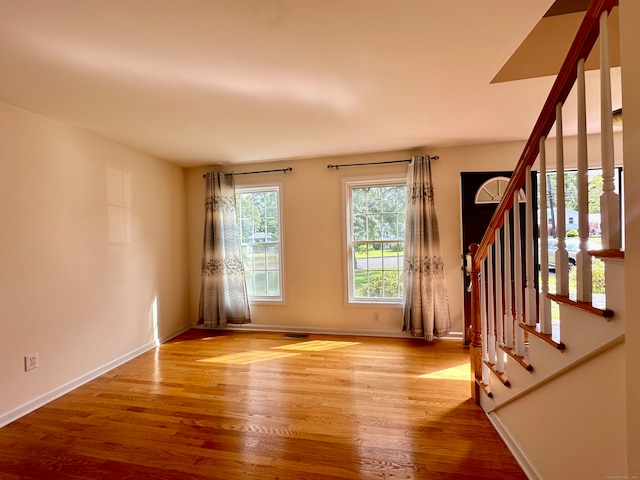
[474, 0, 618, 268]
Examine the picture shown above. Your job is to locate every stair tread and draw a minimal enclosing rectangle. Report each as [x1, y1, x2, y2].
[499, 344, 534, 372]
[520, 323, 566, 350]
[484, 360, 511, 387]
[547, 293, 613, 318]
[476, 378, 493, 398]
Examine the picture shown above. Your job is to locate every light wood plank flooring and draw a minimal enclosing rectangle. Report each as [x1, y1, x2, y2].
[0, 330, 526, 479]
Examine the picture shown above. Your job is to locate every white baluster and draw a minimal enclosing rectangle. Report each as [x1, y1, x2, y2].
[576, 58, 593, 303]
[494, 229, 504, 373]
[487, 245, 496, 365]
[599, 11, 621, 250]
[480, 261, 489, 385]
[555, 103, 570, 296]
[513, 191, 526, 356]
[525, 165, 537, 326]
[482, 363, 490, 386]
[503, 210, 514, 349]
[539, 136, 552, 334]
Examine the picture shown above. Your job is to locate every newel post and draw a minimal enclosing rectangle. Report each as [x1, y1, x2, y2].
[468, 243, 482, 404]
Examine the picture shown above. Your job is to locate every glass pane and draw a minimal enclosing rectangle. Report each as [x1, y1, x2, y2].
[353, 244, 364, 272]
[253, 272, 267, 296]
[265, 191, 278, 217]
[381, 186, 397, 212]
[253, 193, 266, 217]
[382, 214, 398, 239]
[366, 188, 381, 213]
[253, 218, 266, 238]
[253, 244, 266, 270]
[266, 218, 278, 241]
[357, 271, 370, 297]
[353, 188, 367, 214]
[267, 271, 280, 296]
[242, 245, 254, 267]
[367, 270, 383, 298]
[237, 193, 252, 219]
[397, 186, 407, 207]
[266, 245, 279, 269]
[382, 242, 402, 268]
[365, 243, 376, 269]
[353, 214, 367, 241]
[240, 218, 254, 243]
[383, 271, 402, 297]
[366, 215, 382, 241]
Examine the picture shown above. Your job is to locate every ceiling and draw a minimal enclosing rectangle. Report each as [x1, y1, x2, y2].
[0, 1, 622, 167]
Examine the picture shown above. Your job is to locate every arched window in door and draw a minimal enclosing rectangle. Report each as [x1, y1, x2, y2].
[475, 176, 525, 204]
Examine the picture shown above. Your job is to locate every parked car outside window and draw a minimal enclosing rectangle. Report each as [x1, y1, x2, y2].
[545, 237, 601, 269]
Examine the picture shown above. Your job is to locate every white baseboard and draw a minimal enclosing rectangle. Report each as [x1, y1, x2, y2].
[486, 411, 541, 480]
[199, 323, 464, 340]
[0, 324, 190, 429]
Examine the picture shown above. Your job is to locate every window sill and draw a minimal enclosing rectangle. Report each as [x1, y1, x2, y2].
[348, 300, 403, 307]
[249, 298, 285, 306]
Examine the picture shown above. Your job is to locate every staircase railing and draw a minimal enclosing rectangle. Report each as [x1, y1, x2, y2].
[468, 0, 620, 403]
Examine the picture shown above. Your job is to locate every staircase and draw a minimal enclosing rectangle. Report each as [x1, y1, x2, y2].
[467, 1, 628, 478]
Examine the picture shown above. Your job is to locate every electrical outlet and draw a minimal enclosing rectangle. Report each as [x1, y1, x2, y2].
[372, 312, 380, 323]
[24, 353, 38, 371]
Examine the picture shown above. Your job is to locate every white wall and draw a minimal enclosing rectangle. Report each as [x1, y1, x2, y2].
[187, 152, 415, 336]
[0, 101, 190, 422]
[185, 143, 530, 337]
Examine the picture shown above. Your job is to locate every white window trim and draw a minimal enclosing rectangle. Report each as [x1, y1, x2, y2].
[235, 183, 286, 305]
[342, 175, 406, 306]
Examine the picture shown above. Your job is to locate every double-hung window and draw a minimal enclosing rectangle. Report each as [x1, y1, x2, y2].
[235, 185, 284, 302]
[346, 179, 406, 303]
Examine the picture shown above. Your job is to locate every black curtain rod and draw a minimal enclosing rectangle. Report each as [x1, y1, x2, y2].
[326, 156, 438, 170]
[202, 167, 293, 178]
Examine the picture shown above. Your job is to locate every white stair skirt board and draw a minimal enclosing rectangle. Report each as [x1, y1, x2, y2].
[0, 324, 191, 428]
[487, 411, 542, 480]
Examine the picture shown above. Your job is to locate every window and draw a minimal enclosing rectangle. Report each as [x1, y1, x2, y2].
[236, 186, 283, 302]
[538, 167, 624, 240]
[346, 179, 406, 303]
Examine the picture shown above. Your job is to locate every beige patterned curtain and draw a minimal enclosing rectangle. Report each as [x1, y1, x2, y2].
[198, 172, 251, 328]
[403, 156, 451, 340]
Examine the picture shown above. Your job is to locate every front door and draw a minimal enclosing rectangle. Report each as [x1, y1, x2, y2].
[460, 172, 536, 345]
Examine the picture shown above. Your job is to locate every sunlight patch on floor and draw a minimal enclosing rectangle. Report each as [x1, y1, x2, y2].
[418, 363, 470, 381]
[273, 340, 360, 351]
[198, 350, 301, 365]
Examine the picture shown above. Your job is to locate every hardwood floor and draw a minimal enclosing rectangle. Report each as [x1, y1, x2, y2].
[0, 330, 526, 479]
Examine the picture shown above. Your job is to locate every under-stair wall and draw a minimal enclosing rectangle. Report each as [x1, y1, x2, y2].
[488, 340, 626, 480]
[480, 258, 626, 480]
